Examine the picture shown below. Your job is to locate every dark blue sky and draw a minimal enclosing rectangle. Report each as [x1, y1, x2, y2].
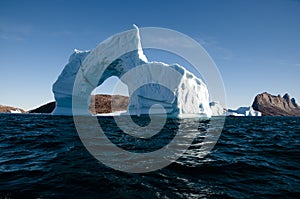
[1, 0, 299, 109]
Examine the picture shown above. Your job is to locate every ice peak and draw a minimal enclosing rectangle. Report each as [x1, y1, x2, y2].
[133, 24, 148, 63]
[74, 48, 80, 53]
[74, 48, 90, 54]
[132, 24, 139, 29]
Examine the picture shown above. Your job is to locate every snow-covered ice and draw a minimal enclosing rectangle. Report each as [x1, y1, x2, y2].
[10, 109, 22, 114]
[227, 107, 261, 116]
[209, 101, 261, 117]
[210, 101, 226, 116]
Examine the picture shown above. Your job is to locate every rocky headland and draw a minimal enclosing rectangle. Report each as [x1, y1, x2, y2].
[28, 102, 56, 114]
[0, 105, 25, 113]
[252, 92, 300, 116]
[89, 94, 129, 114]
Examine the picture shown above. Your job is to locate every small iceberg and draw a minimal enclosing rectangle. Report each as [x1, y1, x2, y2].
[227, 107, 262, 116]
[10, 109, 22, 114]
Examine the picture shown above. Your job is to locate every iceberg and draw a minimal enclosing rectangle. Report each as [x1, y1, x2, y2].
[209, 102, 262, 117]
[227, 107, 262, 116]
[52, 25, 212, 118]
[10, 109, 22, 114]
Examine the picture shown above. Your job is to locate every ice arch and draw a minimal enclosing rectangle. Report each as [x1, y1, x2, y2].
[52, 25, 212, 117]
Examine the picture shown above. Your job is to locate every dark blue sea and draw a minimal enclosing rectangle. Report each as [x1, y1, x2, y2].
[0, 114, 299, 198]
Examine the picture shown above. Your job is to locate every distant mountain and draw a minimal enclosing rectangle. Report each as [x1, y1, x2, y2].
[28, 94, 129, 114]
[28, 101, 56, 114]
[252, 92, 300, 116]
[0, 104, 25, 113]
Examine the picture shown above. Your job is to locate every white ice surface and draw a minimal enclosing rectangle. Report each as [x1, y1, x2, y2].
[210, 101, 226, 116]
[9, 109, 22, 114]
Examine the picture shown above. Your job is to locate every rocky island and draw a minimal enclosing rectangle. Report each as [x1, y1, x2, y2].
[0, 105, 25, 113]
[252, 92, 300, 116]
[28, 102, 56, 114]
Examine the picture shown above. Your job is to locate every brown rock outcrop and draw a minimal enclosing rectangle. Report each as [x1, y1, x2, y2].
[89, 94, 129, 114]
[0, 104, 25, 113]
[252, 92, 300, 116]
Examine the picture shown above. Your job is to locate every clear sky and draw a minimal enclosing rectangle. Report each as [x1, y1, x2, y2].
[1, 0, 299, 110]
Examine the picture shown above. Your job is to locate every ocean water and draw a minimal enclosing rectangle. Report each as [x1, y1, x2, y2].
[0, 114, 299, 198]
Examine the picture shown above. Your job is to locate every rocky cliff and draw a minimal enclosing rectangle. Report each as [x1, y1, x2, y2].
[0, 104, 25, 113]
[89, 94, 129, 114]
[252, 92, 300, 116]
